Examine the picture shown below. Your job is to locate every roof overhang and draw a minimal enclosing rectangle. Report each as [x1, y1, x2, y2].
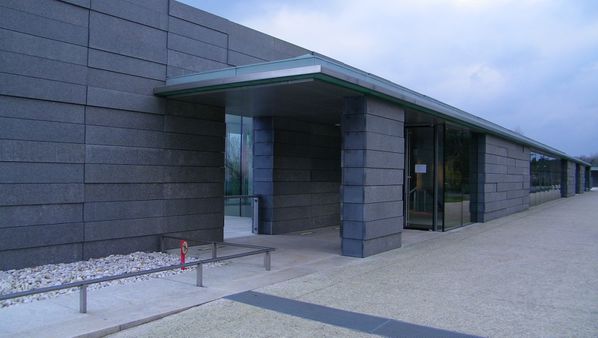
[154, 54, 590, 166]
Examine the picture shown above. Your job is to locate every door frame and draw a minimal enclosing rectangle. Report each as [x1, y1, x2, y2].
[404, 125, 438, 231]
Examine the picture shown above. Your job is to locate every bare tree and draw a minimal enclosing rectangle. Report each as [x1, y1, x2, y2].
[579, 153, 598, 166]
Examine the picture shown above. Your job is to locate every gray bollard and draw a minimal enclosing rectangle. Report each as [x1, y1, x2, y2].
[264, 251, 271, 271]
[196, 263, 203, 287]
[79, 285, 87, 313]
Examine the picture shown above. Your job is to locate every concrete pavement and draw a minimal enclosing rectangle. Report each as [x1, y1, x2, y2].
[223, 216, 254, 239]
[110, 192, 598, 338]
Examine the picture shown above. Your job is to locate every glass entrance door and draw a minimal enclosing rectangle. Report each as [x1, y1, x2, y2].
[404, 123, 474, 231]
[405, 127, 435, 230]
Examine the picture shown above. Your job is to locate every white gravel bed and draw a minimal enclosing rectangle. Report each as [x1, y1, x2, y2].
[0, 251, 227, 308]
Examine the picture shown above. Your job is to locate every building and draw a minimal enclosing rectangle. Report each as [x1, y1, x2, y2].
[0, 0, 592, 270]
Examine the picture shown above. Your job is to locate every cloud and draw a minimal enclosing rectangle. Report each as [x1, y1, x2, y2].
[436, 63, 507, 102]
[183, 0, 598, 155]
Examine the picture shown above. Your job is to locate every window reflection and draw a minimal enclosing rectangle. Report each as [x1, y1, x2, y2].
[405, 123, 473, 231]
[225, 115, 253, 216]
[444, 125, 472, 230]
[529, 152, 561, 206]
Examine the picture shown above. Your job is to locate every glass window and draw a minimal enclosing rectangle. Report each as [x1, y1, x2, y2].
[529, 152, 561, 206]
[444, 125, 472, 230]
[435, 125, 444, 230]
[225, 114, 253, 216]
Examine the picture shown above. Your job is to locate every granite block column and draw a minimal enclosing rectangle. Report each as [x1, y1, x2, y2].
[576, 164, 585, 194]
[341, 96, 405, 257]
[561, 160, 576, 197]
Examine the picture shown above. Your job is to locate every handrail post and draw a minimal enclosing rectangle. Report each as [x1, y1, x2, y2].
[264, 251, 271, 271]
[196, 263, 203, 287]
[252, 197, 259, 234]
[212, 242, 217, 259]
[79, 285, 87, 313]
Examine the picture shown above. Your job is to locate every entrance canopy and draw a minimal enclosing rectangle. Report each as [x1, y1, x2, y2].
[153, 54, 587, 166]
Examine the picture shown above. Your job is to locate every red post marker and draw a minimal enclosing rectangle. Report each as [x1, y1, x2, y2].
[180, 240, 188, 270]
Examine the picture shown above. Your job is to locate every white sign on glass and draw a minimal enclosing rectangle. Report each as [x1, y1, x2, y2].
[414, 164, 427, 174]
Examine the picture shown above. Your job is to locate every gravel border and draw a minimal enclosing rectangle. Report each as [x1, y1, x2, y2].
[0, 251, 227, 308]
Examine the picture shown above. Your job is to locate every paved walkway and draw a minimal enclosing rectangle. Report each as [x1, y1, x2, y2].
[224, 216, 254, 239]
[0, 220, 440, 337]
[109, 192, 598, 338]
[1, 192, 597, 337]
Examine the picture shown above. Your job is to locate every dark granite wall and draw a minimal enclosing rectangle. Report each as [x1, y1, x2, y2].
[0, 0, 307, 269]
[475, 135, 530, 221]
[253, 117, 341, 234]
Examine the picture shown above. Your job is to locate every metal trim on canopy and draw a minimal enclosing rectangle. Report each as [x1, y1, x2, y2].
[153, 54, 589, 166]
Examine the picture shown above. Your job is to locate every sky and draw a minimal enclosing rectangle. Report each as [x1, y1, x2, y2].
[181, 0, 598, 156]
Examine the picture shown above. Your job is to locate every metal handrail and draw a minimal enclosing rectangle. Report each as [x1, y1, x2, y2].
[0, 239, 275, 313]
[161, 235, 273, 252]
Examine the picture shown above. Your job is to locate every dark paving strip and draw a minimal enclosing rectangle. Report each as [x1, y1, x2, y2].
[225, 291, 480, 338]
